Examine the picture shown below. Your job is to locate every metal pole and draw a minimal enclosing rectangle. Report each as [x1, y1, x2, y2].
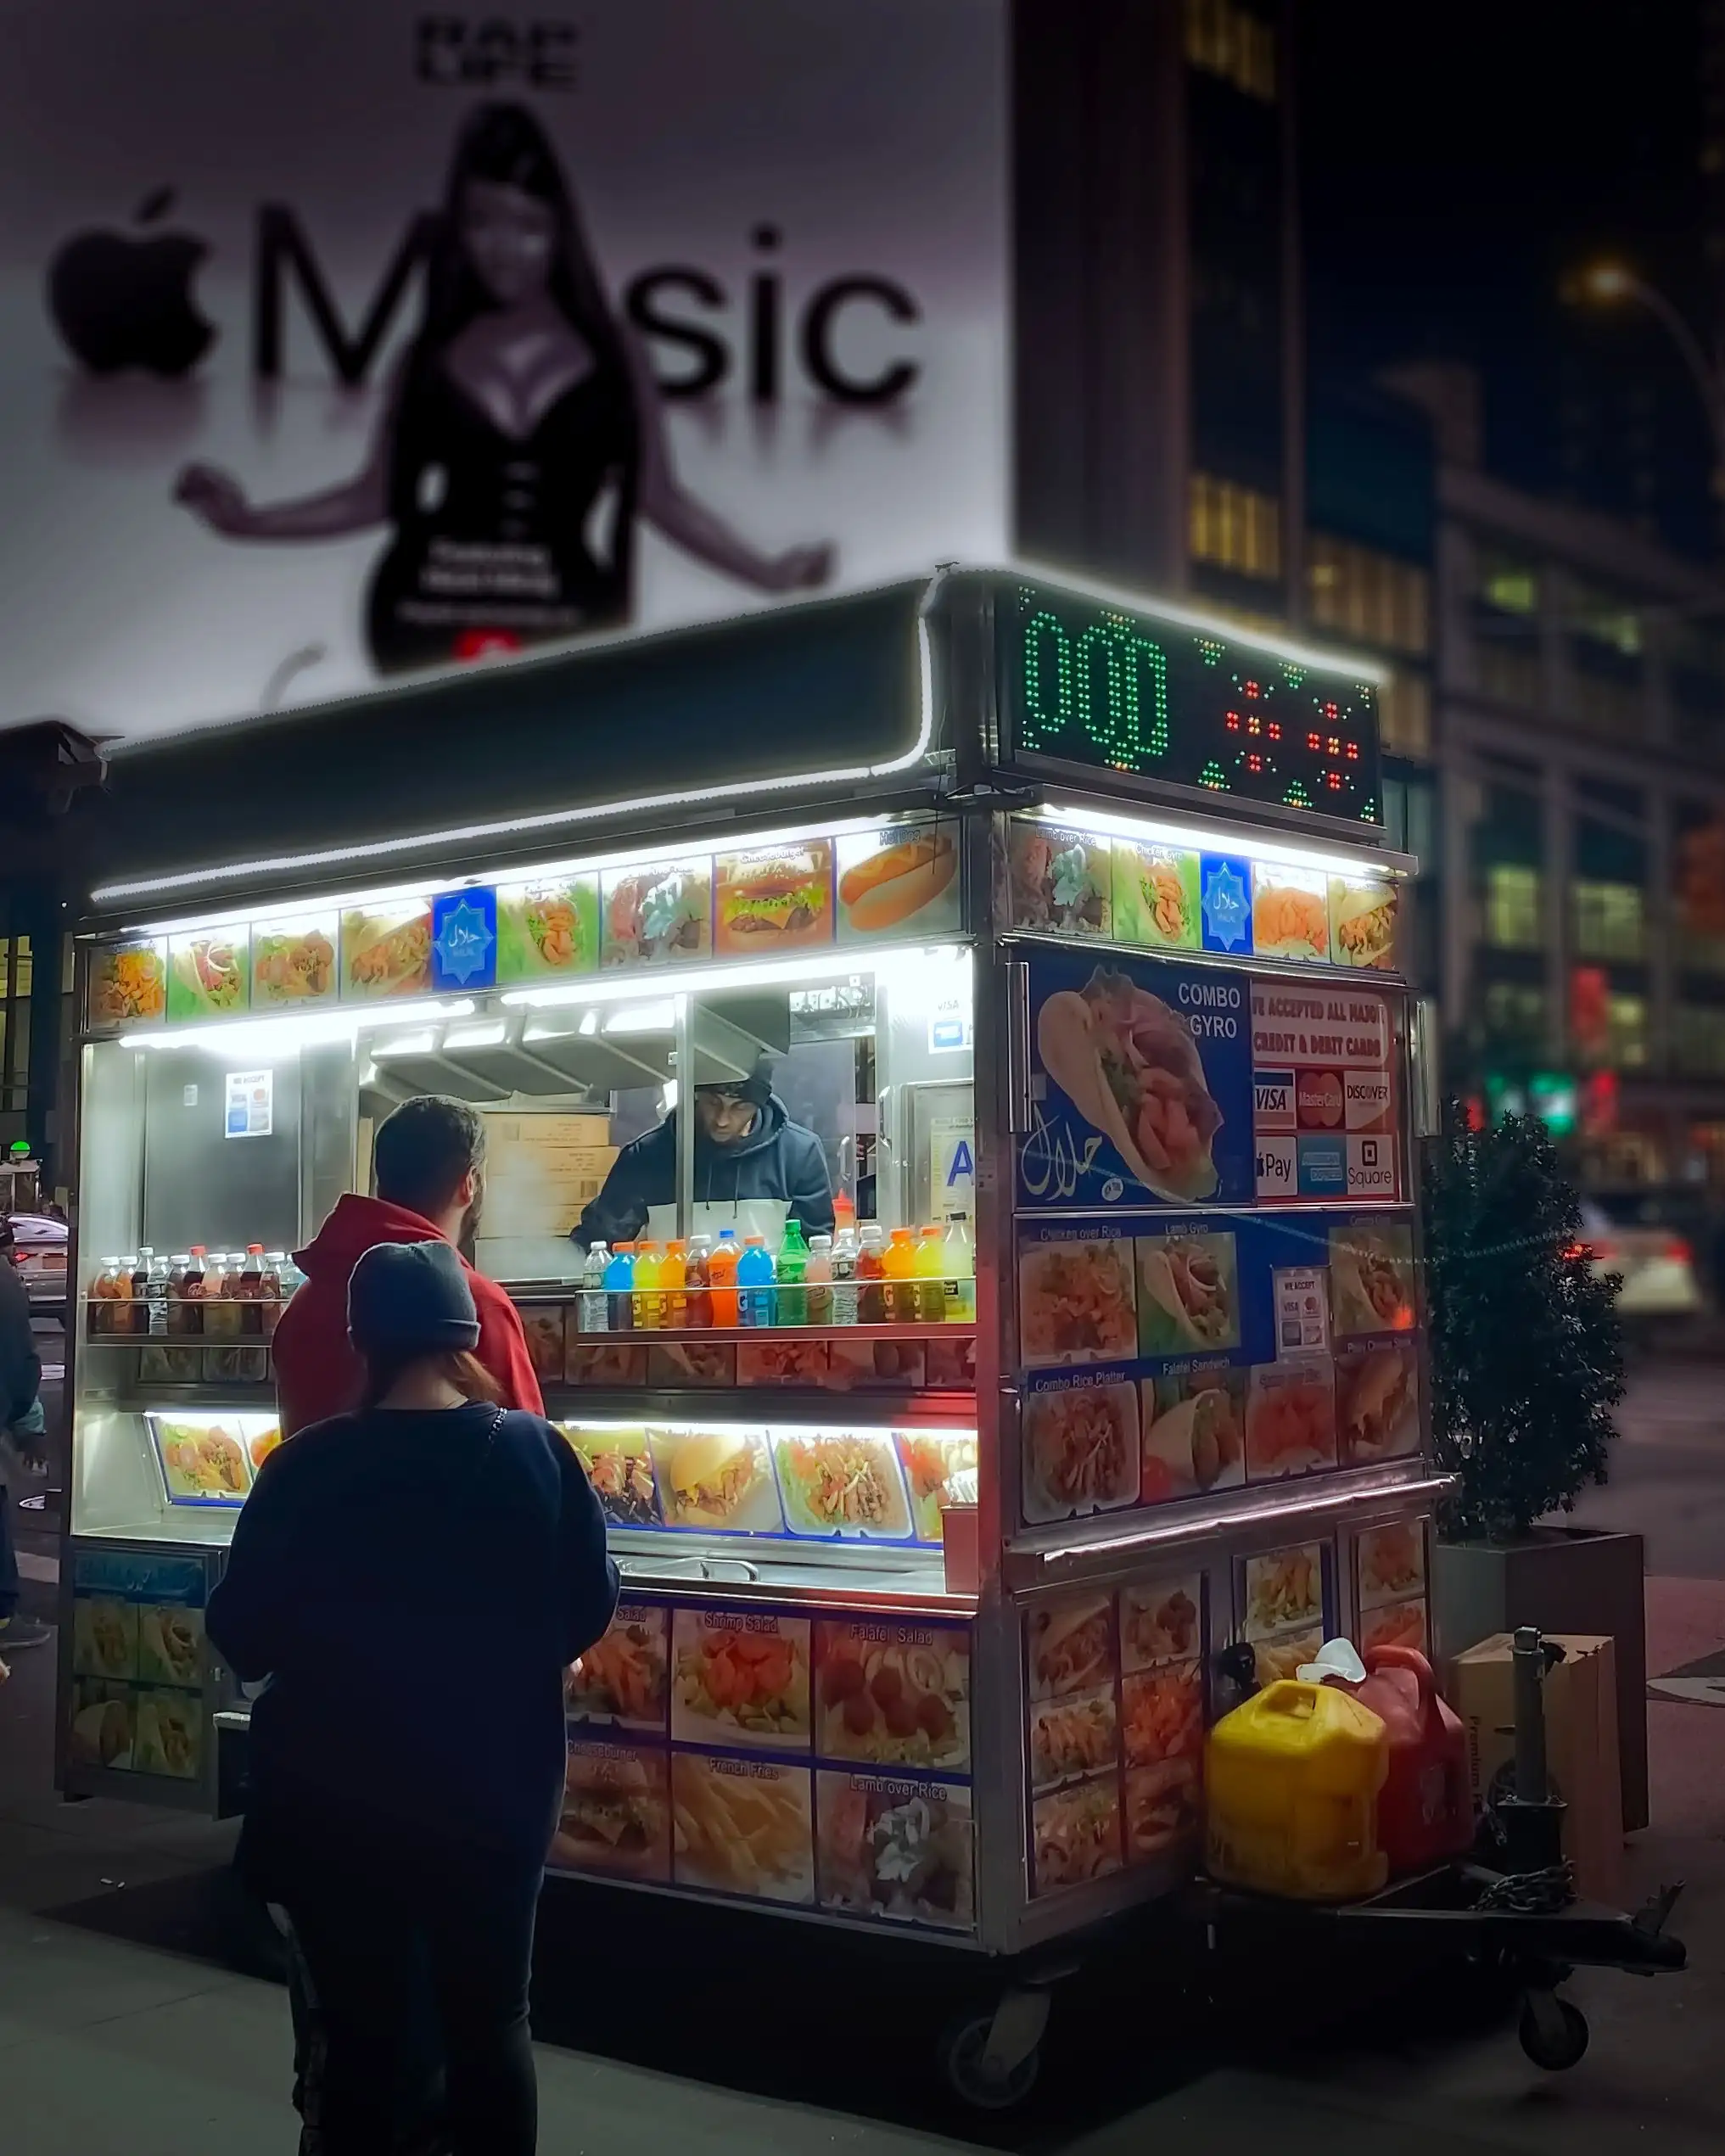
[1512, 1624, 1549, 1804]
[675, 992, 693, 1245]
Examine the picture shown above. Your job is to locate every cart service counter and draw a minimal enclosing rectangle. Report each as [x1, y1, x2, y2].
[58, 569, 1444, 1963]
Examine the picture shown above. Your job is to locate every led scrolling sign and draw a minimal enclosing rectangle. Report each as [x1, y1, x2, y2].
[997, 582, 1384, 826]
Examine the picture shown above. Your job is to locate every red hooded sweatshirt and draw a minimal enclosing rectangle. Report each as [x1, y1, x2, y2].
[272, 1195, 544, 1438]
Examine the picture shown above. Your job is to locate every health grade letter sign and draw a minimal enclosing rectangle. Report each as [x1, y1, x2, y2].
[1018, 950, 1256, 1212]
[0, 0, 1006, 742]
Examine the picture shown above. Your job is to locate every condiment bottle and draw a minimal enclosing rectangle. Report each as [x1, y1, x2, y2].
[855, 1223, 888, 1324]
[883, 1225, 920, 1324]
[708, 1229, 740, 1328]
[580, 1242, 610, 1335]
[684, 1235, 713, 1329]
[830, 1224, 859, 1324]
[776, 1218, 809, 1326]
[914, 1223, 947, 1323]
[943, 1212, 976, 1324]
[805, 1233, 834, 1326]
[736, 1235, 775, 1326]
[632, 1241, 664, 1330]
[603, 1241, 636, 1331]
[660, 1238, 688, 1330]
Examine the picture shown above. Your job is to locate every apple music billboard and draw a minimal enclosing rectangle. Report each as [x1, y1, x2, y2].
[0, 2, 1006, 741]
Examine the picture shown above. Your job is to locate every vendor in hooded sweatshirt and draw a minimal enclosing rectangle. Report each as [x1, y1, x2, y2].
[572, 1056, 835, 1253]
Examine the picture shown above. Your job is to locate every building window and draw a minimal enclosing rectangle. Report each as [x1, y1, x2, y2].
[1572, 880, 1645, 962]
[1571, 583, 1643, 658]
[1377, 670, 1431, 760]
[1484, 864, 1543, 949]
[1676, 807, 1725, 970]
[1482, 980, 1547, 1056]
[1185, 0, 1276, 100]
[1476, 550, 1539, 615]
[1307, 535, 1431, 656]
[1675, 1003, 1725, 1078]
[1190, 472, 1282, 580]
[0, 936, 31, 1116]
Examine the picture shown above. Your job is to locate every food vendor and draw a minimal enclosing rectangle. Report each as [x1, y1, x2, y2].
[572, 1055, 835, 1252]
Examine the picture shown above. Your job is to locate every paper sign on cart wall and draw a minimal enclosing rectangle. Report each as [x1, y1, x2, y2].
[931, 1121, 977, 1219]
[223, 1070, 272, 1139]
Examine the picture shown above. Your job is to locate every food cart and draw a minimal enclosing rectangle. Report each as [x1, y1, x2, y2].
[58, 568, 1443, 2096]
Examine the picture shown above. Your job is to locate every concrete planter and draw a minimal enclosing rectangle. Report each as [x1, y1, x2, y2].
[1431, 1526, 1647, 1832]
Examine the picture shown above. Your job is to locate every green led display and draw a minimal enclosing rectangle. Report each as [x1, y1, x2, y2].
[1000, 580, 1383, 825]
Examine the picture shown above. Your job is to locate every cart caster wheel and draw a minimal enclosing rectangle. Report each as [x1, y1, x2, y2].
[938, 2008, 1043, 2111]
[1519, 1994, 1588, 2071]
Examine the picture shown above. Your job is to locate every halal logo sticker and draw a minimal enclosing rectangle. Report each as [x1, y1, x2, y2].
[1200, 855, 1252, 954]
[431, 890, 497, 989]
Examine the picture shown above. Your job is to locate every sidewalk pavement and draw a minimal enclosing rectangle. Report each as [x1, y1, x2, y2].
[3, 1581, 1725, 2155]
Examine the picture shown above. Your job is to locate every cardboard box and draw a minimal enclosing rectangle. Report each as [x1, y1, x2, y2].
[1450, 1633, 1623, 1905]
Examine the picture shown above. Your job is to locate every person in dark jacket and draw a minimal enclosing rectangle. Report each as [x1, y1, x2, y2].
[209, 1239, 619, 2156]
[572, 1058, 834, 1251]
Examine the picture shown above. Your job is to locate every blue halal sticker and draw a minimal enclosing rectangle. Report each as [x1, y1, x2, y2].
[1017, 948, 1255, 1210]
[1297, 1132, 1348, 1197]
[431, 888, 497, 990]
[1199, 854, 1253, 954]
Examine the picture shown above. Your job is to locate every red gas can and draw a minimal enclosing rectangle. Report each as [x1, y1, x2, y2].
[1348, 1645, 1473, 1874]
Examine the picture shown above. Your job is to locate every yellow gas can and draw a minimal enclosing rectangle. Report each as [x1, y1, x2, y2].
[1205, 1679, 1389, 1901]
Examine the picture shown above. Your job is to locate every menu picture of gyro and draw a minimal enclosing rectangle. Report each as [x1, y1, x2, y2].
[671, 1752, 815, 1905]
[816, 1770, 974, 1929]
[1355, 1520, 1431, 1657]
[669, 1608, 811, 1752]
[1236, 1541, 1334, 1690]
[1136, 1228, 1240, 1357]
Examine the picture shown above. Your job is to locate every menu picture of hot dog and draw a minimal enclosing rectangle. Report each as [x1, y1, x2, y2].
[1009, 820, 1112, 937]
[1032, 1778, 1123, 1895]
[600, 858, 712, 967]
[551, 1741, 670, 1882]
[836, 822, 960, 941]
[1026, 1591, 1117, 1701]
[1029, 1686, 1118, 1791]
[1036, 967, 1224, 1201]
[715, 842, 834, 955]
[1337, 1341, 1420, 1464]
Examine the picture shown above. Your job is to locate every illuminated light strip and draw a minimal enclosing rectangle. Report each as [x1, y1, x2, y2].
[501, 943, 970, 1011]
[92, 603, 941, 909]
[1011, 557, 1390, 685]
[119, 997, 476, 1054]
[1036, 798, 1416, 880]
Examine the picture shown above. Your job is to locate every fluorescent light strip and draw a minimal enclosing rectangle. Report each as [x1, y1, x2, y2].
[94, 612, 938, 909]
[120, 997, 475, 1054]
[1009, 555, 1390, 685]
[1038, 798, 1414, 881]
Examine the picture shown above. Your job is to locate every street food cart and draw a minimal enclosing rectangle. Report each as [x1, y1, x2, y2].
[58, 569, 1442, 2089]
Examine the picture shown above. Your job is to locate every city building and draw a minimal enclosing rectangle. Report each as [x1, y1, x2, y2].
[1394, 362, 1725, 1201]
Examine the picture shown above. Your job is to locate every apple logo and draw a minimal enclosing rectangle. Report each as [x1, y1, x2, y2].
[48, 188, 216, 378]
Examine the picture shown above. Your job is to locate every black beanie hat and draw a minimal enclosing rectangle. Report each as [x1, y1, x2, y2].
[348, 1240, 480, 1357]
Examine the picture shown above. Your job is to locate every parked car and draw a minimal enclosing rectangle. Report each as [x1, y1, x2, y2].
[1575, 1198, 1703, 1320]
[3, 1211, 69, 1313]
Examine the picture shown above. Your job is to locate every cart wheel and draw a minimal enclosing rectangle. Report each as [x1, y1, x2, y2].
[938, 2008, 1043, 2111]
[1519, 1994, 1589, 2072]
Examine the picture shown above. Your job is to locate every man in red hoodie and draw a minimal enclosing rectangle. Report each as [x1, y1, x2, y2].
[274, 1094, 541, 1436]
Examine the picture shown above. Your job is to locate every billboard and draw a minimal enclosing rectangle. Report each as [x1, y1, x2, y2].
[0, 2, 1007, 741]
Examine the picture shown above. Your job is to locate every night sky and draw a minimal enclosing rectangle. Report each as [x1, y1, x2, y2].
[1301, 1, 1716, 557]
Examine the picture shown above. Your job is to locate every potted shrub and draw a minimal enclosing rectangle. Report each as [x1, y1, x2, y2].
[1423, 1107, 1645, 1826]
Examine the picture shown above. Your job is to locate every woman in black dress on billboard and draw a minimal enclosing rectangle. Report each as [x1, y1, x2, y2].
[176, 103, 832, 673]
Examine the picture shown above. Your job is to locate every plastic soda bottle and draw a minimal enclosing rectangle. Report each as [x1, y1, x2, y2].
[182, 1246, 207, 1336]
[90, 1257, 123, 1337]
[261, 1253, 286, 1339]
[776, 1218, 809, 1325]
[943, 1212, 976, 1323]
[603, 1241, 636, 1331]
[685, 1235, 713, 1328]
[914, 1224, 946, 1322]
[830, 1224, 859, 1324]
[708, 1229, 741, 1327]
[883, 1225, 920, 1324]
[855, 1223, 888, 1324]
[737, 1235, 776, 1326]
[580, 1241, 610, 1334]
[632, 1241, 664, 1330]
[805, 1233, 834, 1326]
[239, 1245, 266, 1336]
[661, 1238, 688, 1330]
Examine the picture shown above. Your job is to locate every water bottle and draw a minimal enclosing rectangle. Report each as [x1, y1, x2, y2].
[580, 1241, 610, 1334]
[830, 1224, 860, 1324]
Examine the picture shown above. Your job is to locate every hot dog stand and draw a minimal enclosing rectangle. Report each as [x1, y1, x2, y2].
[57, 569, 1442, 2087]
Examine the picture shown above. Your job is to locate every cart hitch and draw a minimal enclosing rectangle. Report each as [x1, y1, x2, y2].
[1632, 1882, 1684, 1941]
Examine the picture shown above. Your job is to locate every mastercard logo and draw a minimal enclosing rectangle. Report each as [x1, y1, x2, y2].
[1297, 1070, 1345, 1128]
